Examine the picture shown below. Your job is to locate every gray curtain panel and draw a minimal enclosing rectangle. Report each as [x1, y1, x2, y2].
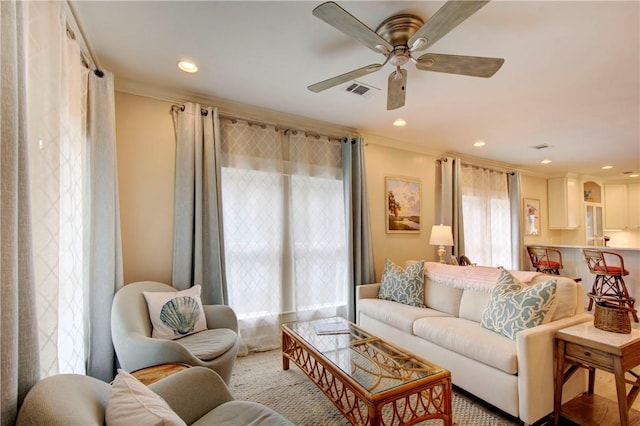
[0, 2, 41, 425]
[172, 104, 226, 305]
[84, 69, 124, 382]
[342, 136, 376, 321]
[440, 156, 465, 258]
[509, 171, 524, 270]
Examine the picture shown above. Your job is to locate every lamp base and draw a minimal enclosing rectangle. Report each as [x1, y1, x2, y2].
[437, 245, 446, 264]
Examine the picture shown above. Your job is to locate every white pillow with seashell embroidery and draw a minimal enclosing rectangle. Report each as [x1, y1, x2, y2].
[143, 285, 207, 340]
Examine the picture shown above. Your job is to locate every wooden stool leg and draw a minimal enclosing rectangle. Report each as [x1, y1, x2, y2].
[624, 294, 639, 323]
[587, 276, 602, 311]
[615, 276, 639, 322]
[630, 303, 639, 323]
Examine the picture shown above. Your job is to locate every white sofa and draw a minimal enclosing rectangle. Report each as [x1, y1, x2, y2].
[356, 262, 591, 426]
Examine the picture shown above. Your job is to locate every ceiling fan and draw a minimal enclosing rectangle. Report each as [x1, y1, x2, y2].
[307, 1, 505, 110]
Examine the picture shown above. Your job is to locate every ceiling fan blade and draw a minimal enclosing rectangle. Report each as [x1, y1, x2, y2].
[408, 1, 490, 52]
[313, 2, 393, 54]
[307, 63, 383, 93]
[387, 69, 407, 110]
[415, 53, 504, 78]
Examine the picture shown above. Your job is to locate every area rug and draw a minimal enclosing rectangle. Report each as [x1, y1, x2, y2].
[229, 349, 520, 426]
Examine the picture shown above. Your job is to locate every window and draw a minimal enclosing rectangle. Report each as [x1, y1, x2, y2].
[220, 121, 347, 351]
[460, 165, 512, 268]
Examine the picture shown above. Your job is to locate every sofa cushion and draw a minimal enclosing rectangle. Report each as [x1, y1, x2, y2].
[358, 298, 450, 334]
[459, 290, 491, 323]
[175, 328, 238, 361]
[413, 317, 518, 375]
[106, 369, 186, 426]
[143, 285, 207, 340]
[530, 275, 578, 321]
[377, 259, 425, 307]
[424, 279, 464, 316]
[481, 269, 558, 340]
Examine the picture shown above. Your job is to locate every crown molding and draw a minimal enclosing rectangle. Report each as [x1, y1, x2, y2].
[114, 77, 358, 140]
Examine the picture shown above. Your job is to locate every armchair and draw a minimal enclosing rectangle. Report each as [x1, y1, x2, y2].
[111, 281, 240, 383]
[17, 367, 293, 426]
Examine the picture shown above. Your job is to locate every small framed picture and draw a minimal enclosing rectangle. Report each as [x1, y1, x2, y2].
[524, 198, 541, 236]
[385, 176, 421, 233]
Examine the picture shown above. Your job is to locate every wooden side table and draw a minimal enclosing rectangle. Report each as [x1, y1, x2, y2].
[554, 322, 640, 426]
[130, 363, 191, 385]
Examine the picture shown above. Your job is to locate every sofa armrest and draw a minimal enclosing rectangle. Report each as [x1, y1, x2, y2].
[356, 283, 381, 300]
[516, 313, 592, 425]
[149, 366, 234, 425]
[203, 305, 238, 333]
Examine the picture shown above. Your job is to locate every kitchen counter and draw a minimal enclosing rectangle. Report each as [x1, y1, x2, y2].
[539, 244, 640, 251]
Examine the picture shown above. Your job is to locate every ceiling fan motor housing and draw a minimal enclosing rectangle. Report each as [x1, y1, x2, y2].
[376, 14, 425, 50]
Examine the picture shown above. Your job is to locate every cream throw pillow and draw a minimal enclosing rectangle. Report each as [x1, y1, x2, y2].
[106, 369, 186, 426]
[143, 285, 207, 339]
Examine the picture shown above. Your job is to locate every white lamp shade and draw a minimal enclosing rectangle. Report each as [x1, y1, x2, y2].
[429, 225, 453, 246]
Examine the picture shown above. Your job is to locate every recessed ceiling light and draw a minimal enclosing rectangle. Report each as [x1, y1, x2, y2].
[540, 159, 552, 164]
[393, 118, 406, 127]
[601, 165, 613, 170]
[473, 140, 485, 147]
[177, 60, 198, 73]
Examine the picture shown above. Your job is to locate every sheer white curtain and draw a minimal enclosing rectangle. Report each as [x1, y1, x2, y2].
[27, 1, 88, 377]
[220, 120, 347, 352]
[460, 165, 513, 268]
[24, 2, 122, 381]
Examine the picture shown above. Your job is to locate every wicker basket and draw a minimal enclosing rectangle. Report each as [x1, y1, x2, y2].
[594, 302, 631, 334]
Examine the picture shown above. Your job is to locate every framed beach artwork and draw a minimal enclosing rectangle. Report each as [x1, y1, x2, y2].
[385, 176, 421, 233]
[524, 198, 540, 236]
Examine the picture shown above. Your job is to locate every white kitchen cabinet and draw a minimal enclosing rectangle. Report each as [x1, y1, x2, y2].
[548, 177, 579, 229]
[605, 182, 640, 230]
[605, 183, 628, 229]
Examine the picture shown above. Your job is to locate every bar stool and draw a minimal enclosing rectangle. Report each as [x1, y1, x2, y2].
[526, 246, 563, 274]
[583, 249, 638, 322]
[458, 255, 473, 266]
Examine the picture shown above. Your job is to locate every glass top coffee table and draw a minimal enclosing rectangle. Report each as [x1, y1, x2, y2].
[281, 317, 452, 425]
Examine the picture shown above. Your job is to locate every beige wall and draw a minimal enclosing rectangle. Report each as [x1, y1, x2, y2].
[115, 92, 176, 284]
[521, 174, 559, 246]
[114, 92, 443, 283]
[363, 138, 440, 278]
[118, 91, 602, 283]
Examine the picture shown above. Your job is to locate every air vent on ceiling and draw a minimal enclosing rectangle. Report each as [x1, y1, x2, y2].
[338, 80, 380, 99]
[530, 144, 552, 150]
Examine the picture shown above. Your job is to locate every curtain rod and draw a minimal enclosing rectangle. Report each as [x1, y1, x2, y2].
[64, 1, 103, 76]
[171, 104, 344, 143]
[436, 156, 513, 174]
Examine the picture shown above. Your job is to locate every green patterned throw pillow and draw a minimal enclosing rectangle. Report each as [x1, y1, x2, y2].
[377, 259, 425, 307]
[481, 269, 558, 340]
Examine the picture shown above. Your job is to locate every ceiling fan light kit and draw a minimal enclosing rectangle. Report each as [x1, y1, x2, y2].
[308, 0, 505, 110]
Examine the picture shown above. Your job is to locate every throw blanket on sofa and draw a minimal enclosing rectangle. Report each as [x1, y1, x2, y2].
[424, 262, 542, 293]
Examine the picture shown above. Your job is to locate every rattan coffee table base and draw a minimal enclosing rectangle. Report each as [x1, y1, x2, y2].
[282, 323, 452, 426]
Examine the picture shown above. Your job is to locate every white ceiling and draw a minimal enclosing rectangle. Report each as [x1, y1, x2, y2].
[71, 1, 640, 179]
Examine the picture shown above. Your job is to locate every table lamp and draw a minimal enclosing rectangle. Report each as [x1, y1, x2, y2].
[429, 224, 453, 264]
